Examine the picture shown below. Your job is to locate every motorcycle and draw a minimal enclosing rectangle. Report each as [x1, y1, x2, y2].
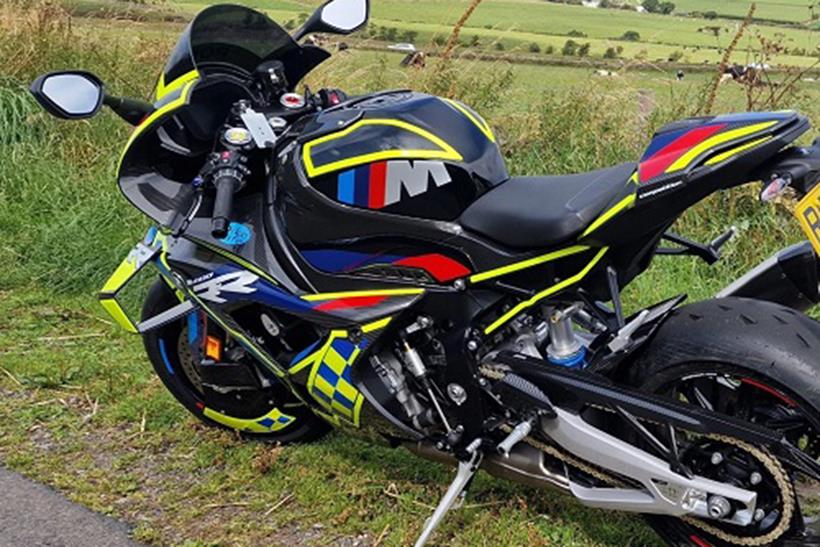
[29, 1, 820, 544]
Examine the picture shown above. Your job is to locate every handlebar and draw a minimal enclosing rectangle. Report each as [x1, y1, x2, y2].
[211, 173, 241, 239]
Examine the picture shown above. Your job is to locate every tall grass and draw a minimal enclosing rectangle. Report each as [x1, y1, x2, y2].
[0, 1, 811, 305]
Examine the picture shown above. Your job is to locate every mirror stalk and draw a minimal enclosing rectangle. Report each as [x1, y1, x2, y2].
[103, 95, 155, 126]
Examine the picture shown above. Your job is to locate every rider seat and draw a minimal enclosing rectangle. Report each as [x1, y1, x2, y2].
[460, 162, 636, 249]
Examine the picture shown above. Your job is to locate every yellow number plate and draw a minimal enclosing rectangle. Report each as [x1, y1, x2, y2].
[795, 183, 820, 255]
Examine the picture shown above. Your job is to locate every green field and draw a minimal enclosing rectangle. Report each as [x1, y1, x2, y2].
[675, 0, 815, 23]
[66, 0, 820, 66]
[1, 0, 818, 545]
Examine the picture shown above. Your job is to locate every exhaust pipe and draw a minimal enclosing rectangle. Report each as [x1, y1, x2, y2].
[718, 241, 819, 312]
[405, 441, 571, 492]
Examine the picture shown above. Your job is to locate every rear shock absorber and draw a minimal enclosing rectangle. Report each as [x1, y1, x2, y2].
[546, 305, 587, 368]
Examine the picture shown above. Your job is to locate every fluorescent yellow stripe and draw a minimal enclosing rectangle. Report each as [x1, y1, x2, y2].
[100, 253, 140, 294]
[362, 316, 393, 333]
[442, 98, 496, 143]
[119, 79, 198, 169]
[155, 69, 200, 101]
[302, 289, 424, 302]
[581, 194, 637, 238]
[203, 407, 294, 433]
[484, 248, 608, 335]
[666, 122, 777, 173]
[99, 298, 138, 334]
[193, 239, 279, 286]
[704, 136, 772, 166]
[470, 245, 590, 284]
[302, 119, 463, 178]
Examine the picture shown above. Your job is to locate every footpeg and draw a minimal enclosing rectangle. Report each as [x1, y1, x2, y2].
[497, 418, 534, 458]
[414, 439, 482, 547]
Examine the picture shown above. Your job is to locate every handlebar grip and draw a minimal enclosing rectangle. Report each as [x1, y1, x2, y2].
[211, 174, 240, 239]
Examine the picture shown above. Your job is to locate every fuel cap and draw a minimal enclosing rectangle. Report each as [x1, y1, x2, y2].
[280, 92, 306, 110]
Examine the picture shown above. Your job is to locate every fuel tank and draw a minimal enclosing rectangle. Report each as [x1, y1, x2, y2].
[297, 91, 508, 221]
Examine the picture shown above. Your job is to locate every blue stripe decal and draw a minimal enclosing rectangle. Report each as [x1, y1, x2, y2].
[338, 169, 355, 205]
[187, 312, 199, 345]
[301, 249, 404, 273]
[354, 165, 370, 206]
[290, 339, 322, 368]
[641, 128, 687, 160]
[158, 338, 174, 375]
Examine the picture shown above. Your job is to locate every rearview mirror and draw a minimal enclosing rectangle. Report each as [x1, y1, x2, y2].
[30, 71, 105, 120]
[294, 0, 369, 41]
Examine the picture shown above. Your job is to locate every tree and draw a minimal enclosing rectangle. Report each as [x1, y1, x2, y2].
[529, 42, 541, 53]
[577, 42, 591, 57]
[621, 30, 641, 41]
[494, 41, 505, 51]
[641, 0, 660, 12]
[401, 30, 419, 43]
[562, 39, 578, 56]
[544, 44, 556, 55]
[704, 10, 718, 19]
[659, 1, 675, 14]
[604, 46, 619, 59]
[469, 34, 481, 47]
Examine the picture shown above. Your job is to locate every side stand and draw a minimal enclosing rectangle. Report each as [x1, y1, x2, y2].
[414, 441, 483, 547]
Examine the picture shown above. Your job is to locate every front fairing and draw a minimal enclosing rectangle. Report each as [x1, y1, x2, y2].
[118, 76, 249, 230]
[122, 4, 331, 230]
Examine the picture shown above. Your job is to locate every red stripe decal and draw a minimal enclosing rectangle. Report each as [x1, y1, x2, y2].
[314, 296, 388, 312]
[690, 535, 713, 547]
[369, 161, 387, 209]
[639, 124, 726, 182]
[741, 378, 797, 407]
[395, 254, 471, 283]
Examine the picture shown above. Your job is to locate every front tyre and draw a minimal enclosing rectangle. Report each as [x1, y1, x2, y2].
[141, 280, 329, 443]
[630, 297, 820, 546]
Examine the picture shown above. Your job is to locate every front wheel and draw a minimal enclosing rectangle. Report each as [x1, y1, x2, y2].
[629, 297, 820, 546]
[141, 280, 329, 443]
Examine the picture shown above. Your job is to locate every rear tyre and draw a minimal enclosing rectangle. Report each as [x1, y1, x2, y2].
[141, 279, 329, 443]
[629, 297, 820, 546]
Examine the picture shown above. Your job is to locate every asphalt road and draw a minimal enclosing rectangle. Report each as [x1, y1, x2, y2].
[0, 466, 142, 547]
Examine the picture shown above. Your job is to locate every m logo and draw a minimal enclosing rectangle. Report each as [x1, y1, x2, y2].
[337, 160, 452, 209]
[193, 271, 259, 304]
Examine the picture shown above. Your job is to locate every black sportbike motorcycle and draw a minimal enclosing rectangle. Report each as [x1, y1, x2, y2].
[30, 1, 820, 544]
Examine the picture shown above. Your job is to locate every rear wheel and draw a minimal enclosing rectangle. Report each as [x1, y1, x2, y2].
[142, 279, 329, 443]
[629, 298, 820, 546]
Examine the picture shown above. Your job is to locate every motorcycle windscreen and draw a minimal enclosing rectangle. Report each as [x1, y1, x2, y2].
[159, 4, 329, 99]
[118, 78, 251, 229]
